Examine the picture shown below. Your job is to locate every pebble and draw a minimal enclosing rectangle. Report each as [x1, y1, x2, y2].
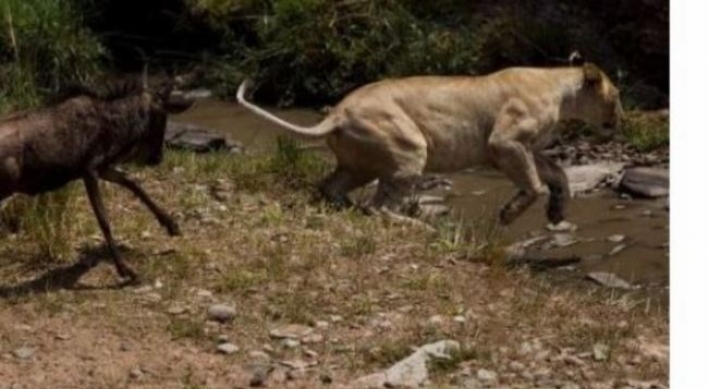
[216, 343, 240, 355]
[207, 304, 236, 322]
[13, 347, 35, 360]
[608, 244, 627, 256]
[453, 315, 466, 324]
[428, 315, 444, 326]
[129, 368, 144, 380]
[302, 333, 324, 344]
[282, 339, 301, 349]
[476, 369, 498, 383]
[607, 234, 626, 243]
[248, 350, 271, 363]
[167, 304, 188, 315]
[546, 220, 578, 232]
[269, 324, 313, 339]
[593, 343, 610, 361]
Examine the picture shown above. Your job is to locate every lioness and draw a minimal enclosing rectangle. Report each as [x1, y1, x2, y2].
[237, 60, 622, 226]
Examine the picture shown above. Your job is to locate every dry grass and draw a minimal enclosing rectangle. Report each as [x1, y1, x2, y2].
[0, 148, 668, 389]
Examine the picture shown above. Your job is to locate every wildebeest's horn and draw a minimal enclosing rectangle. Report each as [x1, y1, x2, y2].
[568, 51, 584, 67]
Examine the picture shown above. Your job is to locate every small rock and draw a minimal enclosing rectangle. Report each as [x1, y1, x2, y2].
[217, 334, 229, 343]
[216, 343, 240, 355]
[550, 233, 578, 248]
[619, 167, 669, 198]
[453, 315, 466, 324]
[129, 368, 144, 380]
[207, 304, 236, 322]
[587, 272, 633, 289]
[546, 220, 578, 232]
[55, 333, 71, 340]
[593, 343, 610, 361]
[248, 350, 271, 363]
[282, 339, 301, 349]
[269, 324, 313, 340]
[315, 320, 330, 329]
[609, 244, 627, 256]
[607, 234, 626, 243]
[304, 348, 319, 358]
[509, 361, 525, 371]
[13, 347, 35, 360]
[167, 304, 188, 315]
[428, 315, 444, 326]
[476, 369, 498, 383]
[302, 333, 324, 344]
[249, 365, 275, 387]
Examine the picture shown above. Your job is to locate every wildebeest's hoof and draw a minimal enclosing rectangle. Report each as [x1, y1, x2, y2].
[165, 220, 182, 236]
[116, 263, 139, 283]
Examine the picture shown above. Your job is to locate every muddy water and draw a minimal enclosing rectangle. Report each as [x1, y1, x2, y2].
[174, 100, 669, 286]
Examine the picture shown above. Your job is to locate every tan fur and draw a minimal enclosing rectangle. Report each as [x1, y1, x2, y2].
[238, 63, 622, 225]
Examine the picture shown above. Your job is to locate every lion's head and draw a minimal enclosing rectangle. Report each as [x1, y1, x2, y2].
[574, 62, 624, 133]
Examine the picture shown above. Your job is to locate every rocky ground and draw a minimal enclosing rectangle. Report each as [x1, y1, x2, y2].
[0, 118, 668, 388]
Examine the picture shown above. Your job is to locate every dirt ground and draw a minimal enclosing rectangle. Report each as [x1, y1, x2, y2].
[0, 149, 668, 389]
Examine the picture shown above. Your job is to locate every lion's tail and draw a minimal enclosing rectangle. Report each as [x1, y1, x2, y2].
[237, 79, 337, 137]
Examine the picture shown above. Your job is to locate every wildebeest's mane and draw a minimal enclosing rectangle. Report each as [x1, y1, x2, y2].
[50, 80, 145, 105]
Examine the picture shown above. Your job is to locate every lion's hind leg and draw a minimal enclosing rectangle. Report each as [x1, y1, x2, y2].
[318, 166, 374, 209]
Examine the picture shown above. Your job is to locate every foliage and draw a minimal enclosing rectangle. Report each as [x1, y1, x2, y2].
[0, 0, 104, 112]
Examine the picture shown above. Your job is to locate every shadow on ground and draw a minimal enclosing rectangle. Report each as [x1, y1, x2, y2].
[0, 244, 138, 298]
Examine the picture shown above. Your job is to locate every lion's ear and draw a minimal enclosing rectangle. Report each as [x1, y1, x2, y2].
[568, 50, 584, 67]
[583, 63, 602, 86]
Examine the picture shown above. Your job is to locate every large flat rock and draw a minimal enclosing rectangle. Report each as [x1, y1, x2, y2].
[619, 167, 669, 198]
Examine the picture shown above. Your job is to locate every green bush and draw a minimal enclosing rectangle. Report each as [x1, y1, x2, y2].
[620, 110, 669, 152]
[0, 0, 104, 112]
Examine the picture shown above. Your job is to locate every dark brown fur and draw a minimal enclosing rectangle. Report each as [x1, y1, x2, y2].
[0, 81, 194, 281]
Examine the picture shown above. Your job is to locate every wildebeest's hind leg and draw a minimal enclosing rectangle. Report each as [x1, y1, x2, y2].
[99, 168, 180, 236]
[318, 166, 374, 209]
[83, 173, 138, 281]
[534, 152, 570, 224]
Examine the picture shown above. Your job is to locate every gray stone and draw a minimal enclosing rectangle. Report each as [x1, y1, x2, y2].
[619, 168, 669, 198]
[129, 368, 144, 380]
[564, 163, 625, 195]
[607, 234, 626, 243]
[166, 122, 243, 154]
[207, 304, 236, 322]
[269, 324, 314, 340]
[476, 368, 498, 383]
[593, 343, 610, 361]
[352, 340, 460, 388]
[587, 272, 633, 289]
[12, 347, 35, 360]
[216, 343, 240, 355]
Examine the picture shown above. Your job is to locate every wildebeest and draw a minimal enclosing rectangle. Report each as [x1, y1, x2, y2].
[0, 77, 194, 281]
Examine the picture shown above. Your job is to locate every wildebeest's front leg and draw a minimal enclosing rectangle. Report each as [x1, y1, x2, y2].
[99, 168, 180, 236]
[83, 173, 138, 281]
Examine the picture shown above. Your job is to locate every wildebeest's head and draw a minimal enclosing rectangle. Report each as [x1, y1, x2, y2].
[135, 81, 195, 166]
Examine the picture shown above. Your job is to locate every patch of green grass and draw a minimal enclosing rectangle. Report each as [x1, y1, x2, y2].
[428, 345, 479, 376]
[0, 184, 80, 264]
[621, 110, 670, 152]
[168, 316, 206, 341]
[1, 0, 103, 112]
[340, 234, 377, 258]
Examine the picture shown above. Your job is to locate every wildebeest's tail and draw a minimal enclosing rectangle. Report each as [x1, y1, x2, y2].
[237, 79, 338, 137]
